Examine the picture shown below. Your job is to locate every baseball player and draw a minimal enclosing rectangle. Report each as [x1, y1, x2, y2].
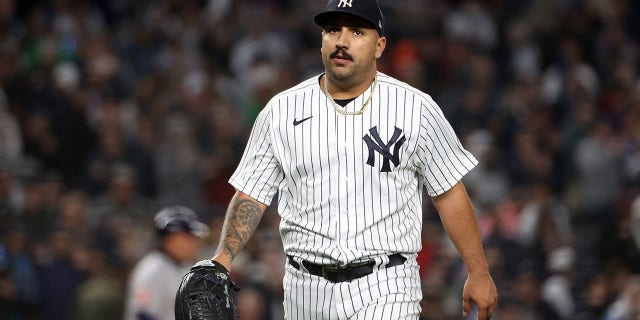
[175, 0, 498, 319]
[124, 206, 209, 320]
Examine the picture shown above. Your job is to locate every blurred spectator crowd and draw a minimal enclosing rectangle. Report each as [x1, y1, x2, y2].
[0, 0, 639, 319]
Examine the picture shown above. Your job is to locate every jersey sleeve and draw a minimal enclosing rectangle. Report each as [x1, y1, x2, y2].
[417, 97, 478, 197]
[228, 106, 283, 205]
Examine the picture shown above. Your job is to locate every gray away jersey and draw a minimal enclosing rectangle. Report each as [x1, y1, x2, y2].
[124, 251, 190, 320]
[229, 72, 478, 266]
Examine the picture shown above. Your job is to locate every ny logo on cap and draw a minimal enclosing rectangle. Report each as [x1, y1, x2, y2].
[338, 0, 353, 8]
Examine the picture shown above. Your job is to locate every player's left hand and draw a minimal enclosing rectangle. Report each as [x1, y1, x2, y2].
[175, 259, 239, 320]
[462, 272, 497, 320]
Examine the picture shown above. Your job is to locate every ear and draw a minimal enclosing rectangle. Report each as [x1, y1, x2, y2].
[375, 36, 387, 59]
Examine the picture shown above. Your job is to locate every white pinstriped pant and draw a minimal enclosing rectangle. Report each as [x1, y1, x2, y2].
[283, 255, 422, 320]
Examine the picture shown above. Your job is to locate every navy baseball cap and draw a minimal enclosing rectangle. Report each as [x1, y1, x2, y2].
[314, 0, 385, 36]
[154, 206, 209, 238]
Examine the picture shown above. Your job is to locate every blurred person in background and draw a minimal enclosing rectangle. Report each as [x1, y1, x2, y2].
[573, 272, 612, 320]
[55, 191, 92, 242]
[16, 170, 58, 265]
[0, 157, 20, 233]
[0, 227, 39, 320]
[514, 265, 561, 320]
[80, 95, 156, 198]
[155, 111, 206, 214]
[0, 87, 22, 167]
[124, 205, 208, 320]
[463, 129, 511, 210]
[201, 98, 246, 214]
[37, 228, 87, 320]
[572, 119, 623, 285]
[88, 164, 156, 267]
[72, 235, 126, 320]
[604, 275, 640, 320]
[541, 246, 577, 319]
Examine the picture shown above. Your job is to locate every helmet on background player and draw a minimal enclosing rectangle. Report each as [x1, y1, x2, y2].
[153, 206, 209, 238]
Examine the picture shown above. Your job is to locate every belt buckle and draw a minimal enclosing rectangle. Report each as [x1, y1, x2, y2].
[320, 264, 341, 280]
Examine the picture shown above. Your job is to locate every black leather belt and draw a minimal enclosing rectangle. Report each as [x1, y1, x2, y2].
[287, 253, 406, 283]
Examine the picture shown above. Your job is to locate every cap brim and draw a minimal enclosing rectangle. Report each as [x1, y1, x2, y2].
[188, 221, 210, 238]
[313, 11, 380, 34]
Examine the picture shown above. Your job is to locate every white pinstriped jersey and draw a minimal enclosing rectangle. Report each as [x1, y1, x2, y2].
[229, 71, 477, 266]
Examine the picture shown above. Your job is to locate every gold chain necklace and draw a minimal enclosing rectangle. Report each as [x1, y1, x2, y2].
[322, 74, 377, 116]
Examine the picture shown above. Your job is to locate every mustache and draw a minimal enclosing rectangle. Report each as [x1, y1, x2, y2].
[330, 48, 353, 60]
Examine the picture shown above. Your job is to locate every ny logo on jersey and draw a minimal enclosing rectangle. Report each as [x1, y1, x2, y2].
[363, 126, 406, 172]
[338, 0, 353, 8]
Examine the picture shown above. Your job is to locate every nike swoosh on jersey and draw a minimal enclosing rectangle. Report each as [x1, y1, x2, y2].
[293, 116, 313, 126]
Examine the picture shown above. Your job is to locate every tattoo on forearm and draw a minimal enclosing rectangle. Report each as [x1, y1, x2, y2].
[216, 197, 263, 261]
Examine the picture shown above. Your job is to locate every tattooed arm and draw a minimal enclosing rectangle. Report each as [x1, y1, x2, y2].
[212, 191, 267, 271]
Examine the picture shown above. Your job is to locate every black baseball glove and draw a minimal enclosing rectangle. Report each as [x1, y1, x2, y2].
[175, 260, 239, 320]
